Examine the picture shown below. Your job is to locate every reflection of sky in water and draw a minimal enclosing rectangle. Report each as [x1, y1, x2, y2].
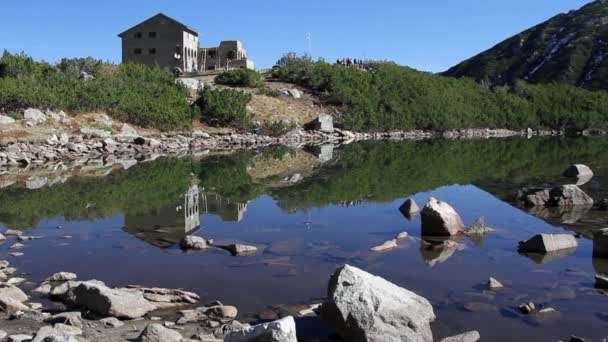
[1, 139, 608, 341]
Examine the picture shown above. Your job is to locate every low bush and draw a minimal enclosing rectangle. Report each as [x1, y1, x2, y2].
[256, 87, 281, 97]
[0, 51, 194, 130]
[195, 87, 252, 128]
[258, 120, 295, 136]
[215, 69, 264, 88]
[271, 52, 608, 132]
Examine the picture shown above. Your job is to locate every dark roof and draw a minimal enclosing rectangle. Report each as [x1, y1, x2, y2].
[118, 13, 198, 38]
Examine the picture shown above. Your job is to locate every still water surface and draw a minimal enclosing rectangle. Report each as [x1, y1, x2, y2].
[1, 138, 608, 341]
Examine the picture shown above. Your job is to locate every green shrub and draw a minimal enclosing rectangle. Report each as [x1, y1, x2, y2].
[258, 120, 295, 136]
[256, 87, 281, 97]
[215, 69, 263, 88]
[196, 87, 252, 127]
[272, 52, 608, 132]
[0, 51, 193, 130]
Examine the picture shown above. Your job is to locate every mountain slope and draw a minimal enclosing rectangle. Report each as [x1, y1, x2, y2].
[443, 0, 608, 91]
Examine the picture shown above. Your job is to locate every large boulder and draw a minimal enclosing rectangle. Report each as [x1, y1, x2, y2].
[421, 198, 464, 236]
[225, 316, 297, 342]
[518, 188, 551, 207]
[593, 228, 608, 258]
[547, 185, 594, 207]
[439, 331, 480, 342]
[319, 265, 435, 342]
[518, 234, 578, 254]
[310, 114, 334, 133]
[137, 324, 182, 342]
[63, 280, 155, 319]
[563, 164, 593, 178]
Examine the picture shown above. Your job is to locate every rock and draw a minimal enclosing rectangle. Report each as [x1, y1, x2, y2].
[439, 331, 480, 342]
[177, 78, 203, 90]
[42, 336, 79, 342]
[24, 108, 47, 123]
[99, 317, 124, 328]
[519, 302, 535, 314]
[31, 325, 82, 342]
[564, 164, 594, 178]
[370, 239, 398, 252]
[421, 197, 464, 236]
[258, 309, 278, 320]
[33, 283, 53, 295]
[311, 114, 334, 133]
[287, 88, 302, 99]
[8, 252, 24, 257]
[571, 335, 585, 342]
[7, 277, 26, 285]
[120, 123, 137, 135]
[399, 198, 420, 220]
[319, 265, 435, 342]
[0, 233, 5, 241]
[538, 307, 559, 315]
[548, 185, 594, 207]
[7, 334, 33, 342]
[0, 283, 28, 306]
[225, 316, 297, 342]
[204, 305, 238, 322]
[63, 280, 155, 319]
[595, 274, 608, 289]
[180, 236, 208, 250]
[26, 176, 48, 189]
[45, 312, 83, 328]
[0, 115, 16, 124]
[80, 127, 111, 138]
[223, 244, 258, 256]
[488, 277, 504, 290]
[464, 217, 495, 235]
[593, 228, 608, 258]
[137, 324, 182, 342]
[10, 243, 25, 249]
[518, 234, 578, 254]
[395, 232, 409, 239]
[518, 188, 551, 207]
[0, 330, 5, 340]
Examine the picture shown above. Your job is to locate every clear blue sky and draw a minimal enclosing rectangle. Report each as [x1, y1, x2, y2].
[0, 0, 592, 72]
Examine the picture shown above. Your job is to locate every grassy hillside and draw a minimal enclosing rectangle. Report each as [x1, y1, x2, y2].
[444, 0, 608, 91]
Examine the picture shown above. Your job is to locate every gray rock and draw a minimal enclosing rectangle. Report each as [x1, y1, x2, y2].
[180, 236, 208, 250]
[120, 123, 137, 135]
[225, 316, 297, 342]
[7, 334, 33, 342]
[311, 114, 334, 133]
[548, 185, 594, 207]
[593, 228, 608, 258]
[0, 233, 5, 241]
[63, 280, 155, 319]
[26, 176, 48, 190]
[137, 324, 182, 342]
[0, 283, 29, 307]
[564, 164, 594, 178]
[395, 232, 409, 239]
[400, 198, 420, 220]
[44, 312, 83, 328]
[319, 265, 436, 342]
[0, 115, 16, 124]
[203, 305, 238, 322]
[100, 316, 124, 328]
[80, 127, 111, 138]
[0, 330, 6, 340]
[42, 336, 79, 342]
[519, 188, 551, 207]
[464, 217, 495, 236]
[24, 108, 47, 123]
[47, 272, 77, 282]
[223, 244, 258, 256]
[421, 197, 464, 236]
[439, 331, 480, 342]
[488, 277, 504, 290]
[4, 229, 22, 236]
[518, 234, 578, 253]
[370, 239, 398, 252]
[595, 274, 608, 289]
[32, 324, 82, 342]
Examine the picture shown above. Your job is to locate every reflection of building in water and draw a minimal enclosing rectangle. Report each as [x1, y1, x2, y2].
[200, 191, 248, 222]
[123, 184, 201, 248]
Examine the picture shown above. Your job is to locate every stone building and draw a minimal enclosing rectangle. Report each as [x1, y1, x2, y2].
[118, 13, 199, 73]
[119, 14, 254, 73]
[199, 40, 255, 71]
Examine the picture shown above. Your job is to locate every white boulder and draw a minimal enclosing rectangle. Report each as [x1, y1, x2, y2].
[421, 198, 464, 236]
[225, 316, 297, 342]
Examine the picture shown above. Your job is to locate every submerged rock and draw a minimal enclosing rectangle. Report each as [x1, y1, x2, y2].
[137, 324, 182, 342]
[595, 274, 608, 289]
[223, 244, 258, 256]
[399, 198, 420, 220]
[564, 164, 594, 178]
[464, 217, 495, 236]
[319, 264, 436, 342]
[518, 234, 578, 254]
[488, 277, 504, 290]
[225, 316, 297, 342]
[370, 239, 398, 252]
[421, 197, 464, 236]
[440, 331, 480, 342]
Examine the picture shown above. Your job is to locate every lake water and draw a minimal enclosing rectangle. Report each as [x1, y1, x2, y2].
[1, 138, 608, 341]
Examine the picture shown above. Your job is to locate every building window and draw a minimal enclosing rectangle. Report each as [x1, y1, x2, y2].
[148, 32, 157, 38]
[148, 48, 156, 55]
[226, 51, 235, 60]
[134, 32, 142, 39]
[134, 48, 142, 55]
[208, 50, 216, 58]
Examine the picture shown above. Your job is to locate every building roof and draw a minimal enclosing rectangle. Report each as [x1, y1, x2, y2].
[118, 13, 198, 38]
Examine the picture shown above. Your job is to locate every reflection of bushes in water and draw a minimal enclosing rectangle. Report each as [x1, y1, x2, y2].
[271, 138, 608, 211]
[0, 159, 193, 229]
